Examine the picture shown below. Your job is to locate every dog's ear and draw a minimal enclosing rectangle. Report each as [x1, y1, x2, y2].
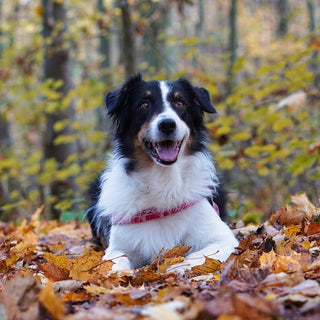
[194, 87, 216, 114]
[105, 73, 143, 115]
[105, 88, 122, 115]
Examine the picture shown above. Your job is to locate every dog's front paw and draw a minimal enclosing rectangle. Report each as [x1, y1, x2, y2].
[166, 261, 192, 274]
[102, 251, 131, 272]
[167, 255, 205, 274]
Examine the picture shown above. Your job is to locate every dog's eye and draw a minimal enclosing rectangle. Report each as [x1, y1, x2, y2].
[139, 102, 150, 110]
[175, 100, 185, 108]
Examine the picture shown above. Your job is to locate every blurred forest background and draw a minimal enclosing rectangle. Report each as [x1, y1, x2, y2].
[0, 0, 319, 223]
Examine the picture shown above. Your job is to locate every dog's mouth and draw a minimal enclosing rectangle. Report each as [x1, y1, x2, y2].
[144, 139, 183, 165]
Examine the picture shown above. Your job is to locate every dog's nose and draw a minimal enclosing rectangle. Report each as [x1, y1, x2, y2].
[158, 119, 176, 135]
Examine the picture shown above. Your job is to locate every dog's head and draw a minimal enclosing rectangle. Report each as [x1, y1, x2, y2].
[105, 74, 216, 169]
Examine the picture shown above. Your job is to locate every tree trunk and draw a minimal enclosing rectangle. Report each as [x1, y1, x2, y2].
[42, 0, 78, 218]
[119, 0, 137, 77]
[0, 0, 12, 207]
[307, 0, 319, 87]
[142, 2, 171, 74]
[277, 0, 289, 38]
[97, 0, 112, 147]
[225, 0, 238, 99]
[307, 0, 316, 32]
[0, 0, 11, 153]
[97, 0, 111, 85]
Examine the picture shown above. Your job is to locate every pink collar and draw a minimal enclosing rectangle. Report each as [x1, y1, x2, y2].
[112, 199, 219, 225]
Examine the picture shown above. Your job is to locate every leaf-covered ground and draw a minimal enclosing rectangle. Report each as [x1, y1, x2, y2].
[1, 194, 320, 320]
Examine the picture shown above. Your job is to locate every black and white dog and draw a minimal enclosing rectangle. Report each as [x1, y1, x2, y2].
[86, 74, 238, 273]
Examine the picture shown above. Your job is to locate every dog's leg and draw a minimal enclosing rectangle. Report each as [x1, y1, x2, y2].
[102, 248, 131, 272]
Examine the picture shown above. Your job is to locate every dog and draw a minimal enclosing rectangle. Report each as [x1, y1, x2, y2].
[86, 74, 238, 273]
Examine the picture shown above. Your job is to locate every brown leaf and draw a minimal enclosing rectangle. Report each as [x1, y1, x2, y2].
[2, 275, 41, 320]
[269, 205, 306, 227]
[307, 221, 320, 236]
[309, 37, 320, 50]
[114, 291, 151, 307]
[162, 246, 191, 259]
[128, 269, 174, 287]
[231, 293, 276, 320]
[38, 262, 70, 282]
[192, 257, 222, 275]
[291, 193, 319, 219]
[63, 291, 91, 302]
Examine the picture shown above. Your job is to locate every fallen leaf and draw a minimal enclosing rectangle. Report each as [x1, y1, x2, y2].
[39, 281, 66, 320]
[2, 275, 41, 320]
[52, 279, 85, 292]
[63, 291, 91, 302]
[192, 257, 222, 275]
[259, 250, 277, 268]
[38, 262, 70, 282]
[83, 284, 111, 294]
[291, 193, 319, 219]
[307, 221, 320, 236]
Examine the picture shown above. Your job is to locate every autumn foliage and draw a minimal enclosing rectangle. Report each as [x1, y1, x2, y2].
[0, 194, 319, 319]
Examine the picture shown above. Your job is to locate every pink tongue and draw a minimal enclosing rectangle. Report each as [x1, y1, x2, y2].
[156, 144, 179, 162]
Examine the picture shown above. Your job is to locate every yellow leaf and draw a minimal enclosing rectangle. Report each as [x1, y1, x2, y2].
[244, 145, 261, 157]
[233, 131, 251, 141]
[44, 252, 72, 271]
[192, 257, 221, 275]
[283, 225, 301, 237]
[216, 126, 231, 136]
[39, 281, 65, 320]
[89, 131, 107, 143]
[53, 120, 69, 132]
[182, 37, 199, 46]
[83, 285, 111, 294]
[258, 167, 269, 176]
[272, 118, 292, 132]
[219, 158, 234, 170]
[53, 134, 78, 145]
[259, 250, 277, 268]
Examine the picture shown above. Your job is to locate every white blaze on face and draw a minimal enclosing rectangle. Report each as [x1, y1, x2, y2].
[144, 81, 190, 164]
[149, 81, 189, 142]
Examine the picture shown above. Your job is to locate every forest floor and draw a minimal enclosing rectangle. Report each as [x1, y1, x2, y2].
[0, 194, 320, 320]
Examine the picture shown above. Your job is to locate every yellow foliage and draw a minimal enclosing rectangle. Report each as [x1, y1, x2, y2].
[39, 281, 65, 320]
[182, 37, 199, 46]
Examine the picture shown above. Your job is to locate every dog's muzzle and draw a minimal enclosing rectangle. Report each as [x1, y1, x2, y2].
[144, 118, 185, 165]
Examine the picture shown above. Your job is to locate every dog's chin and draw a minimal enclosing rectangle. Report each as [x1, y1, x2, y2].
[143, 139, 184, 166]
